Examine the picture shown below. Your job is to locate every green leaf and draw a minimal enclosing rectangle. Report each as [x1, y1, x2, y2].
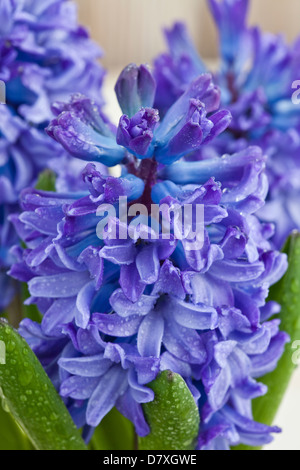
[234, 231, 300, 450]
[0, 401, 33, 450]
[6, 289, 23, 328]
[35, 169, 56, 192]
[0, 318, 87, 450]
[89, 407, 134, 450]
[139, 370, 200, 451]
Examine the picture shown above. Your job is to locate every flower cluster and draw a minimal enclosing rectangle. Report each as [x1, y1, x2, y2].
[0, 0, 105, 309]
[10, 63, 289, 450]
[153, 0, 300, 249]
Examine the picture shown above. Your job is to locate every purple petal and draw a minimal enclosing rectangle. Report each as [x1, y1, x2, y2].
[251, 332, 290, 377]
[152, 260, 186, 299]
[184, 272, 234, 308]
[76, 326, 106, 355]
[116, 390, 150, 437]
[222, 405, 281, 435]
[115, 64, 156, 117]
[92, 312, 142, 337]
[101, 243, 136, 265]
[209, 259, 265, 282]
[41, 298, 76, 337]
[110, 289, 157, 317]
[127, 356, 160, 385]
[136, 244, 160, 285]
[28, 271, 90, 298]
[78, 246, 104, 290]
[59, 354, 111, 377]
[137, 311, 164, 358]
[168, 297, 218, 330]
[119, 264, 146, 303]
[60, 376, 99, 400]
[163, 320, 207, 364]
[86, 366, 128, 427]
[127, 369, 155, 403]
[208, 366, 232, 411]
[202, 109, 232, 144]
[75, 281, 96, 329]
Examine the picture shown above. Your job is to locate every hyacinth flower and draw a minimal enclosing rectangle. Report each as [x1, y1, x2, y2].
[18, 319, 160, 440]
[153, 0, 300, 249]
[47, 66, 231, 166]
[4, 62, 292, 450]
[0, 0, 105, 310]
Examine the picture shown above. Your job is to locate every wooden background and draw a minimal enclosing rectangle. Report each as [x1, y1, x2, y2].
[76, 0, 300, 69]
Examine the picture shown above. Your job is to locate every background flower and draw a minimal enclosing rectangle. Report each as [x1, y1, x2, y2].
[0, 0, 105, 310]
[153, 0, 300, 249]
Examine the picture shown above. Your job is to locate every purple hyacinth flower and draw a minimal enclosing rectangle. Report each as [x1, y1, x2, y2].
[153, 22, 206, 116]
[11, 52, 291, 449]
[196, 318, 289, 449]
[150, 74, 231, 164]
[115, 63, 157, 117]
[198, 405, 281, 450]
[100, 218, 176, 302]
[228, 89, 271, 133]
[0, 0, 106, 310]
[154, 98, 231, 164]
[47, 68, 231, 165]
[116, 108, 159, 158]
[200, 323, 289, 422]
[208, 0, 250, 71]
[46, 94, 125, 167]
[164, 22, 206, 74]
[9, 164, 145, 332]
[154, 0, 300, 248]
[58, 325, 160, 435]
[94, 259, 218, 360]
[19, 318, 159, 439]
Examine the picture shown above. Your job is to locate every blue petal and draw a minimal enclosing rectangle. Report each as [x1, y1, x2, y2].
[115, 64, 156, 117]
[28, 271, 90, 298]
[92, 312, 142, 337]
[75, 280, 96, 329]
[86, 366, 128, 427]
[168, 297, 218, 330]
[60, 376, 99, 400]
[137, 311, 164, 358]
[116, 390, 150, 437]
[110, 289, 158, 317]
[59, 354, 111, 377]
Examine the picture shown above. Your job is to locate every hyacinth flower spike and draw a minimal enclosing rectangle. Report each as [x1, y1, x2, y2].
[46, 64, 232, 166]
[0, 0, 106, 312]
[4, 62, 291, 450]
[153, 0, 300, 249]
